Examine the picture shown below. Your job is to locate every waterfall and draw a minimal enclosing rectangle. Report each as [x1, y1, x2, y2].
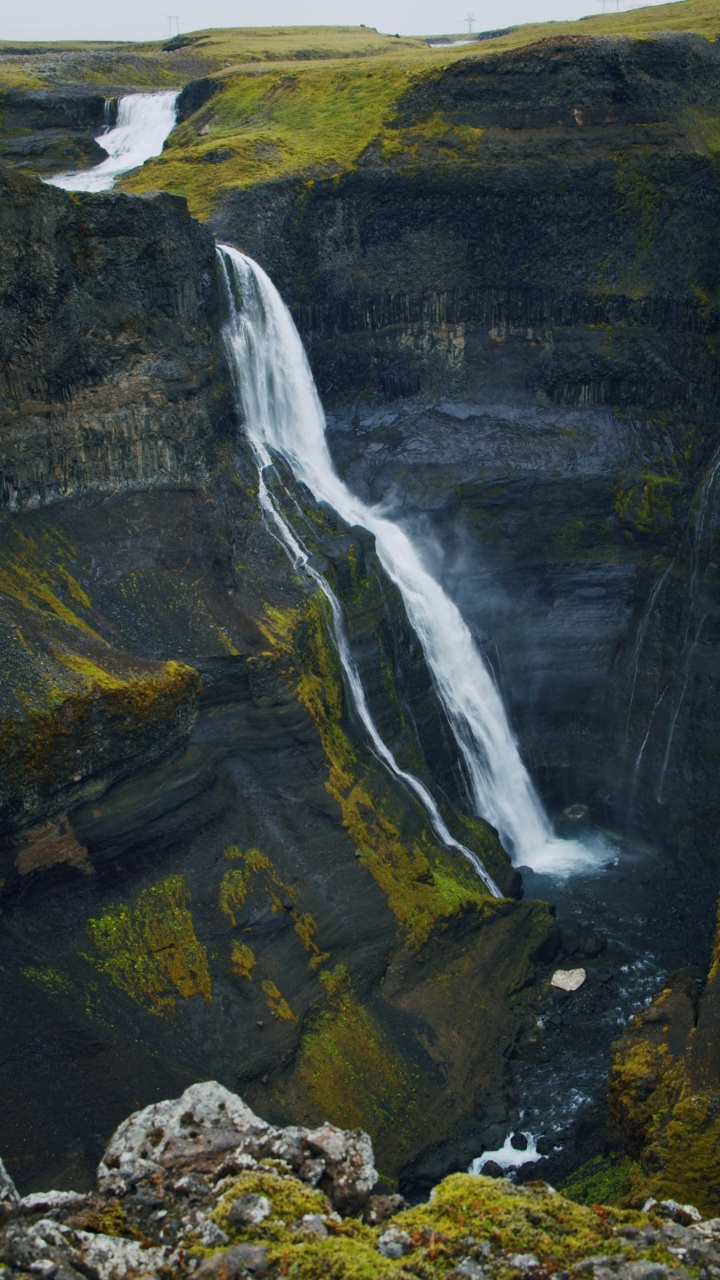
[45, 91, 179, 193]
[218, 245, 598, 878]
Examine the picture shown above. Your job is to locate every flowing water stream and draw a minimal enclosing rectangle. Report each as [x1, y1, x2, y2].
[217, 244, 602, 880]
[46, 91, 179, 193]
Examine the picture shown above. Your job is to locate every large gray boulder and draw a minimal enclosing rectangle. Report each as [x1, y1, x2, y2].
[98, 1081, 377, 1214]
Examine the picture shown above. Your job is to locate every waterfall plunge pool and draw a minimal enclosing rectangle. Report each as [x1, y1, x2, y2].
[468, 825, 718, 1187]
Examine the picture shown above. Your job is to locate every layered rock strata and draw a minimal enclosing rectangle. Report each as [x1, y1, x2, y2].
[0, 175, 553, 1198]
[207, 32, 720, 857]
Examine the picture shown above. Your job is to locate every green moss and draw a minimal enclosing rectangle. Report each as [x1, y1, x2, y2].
[219, 840, 331, 983]
[608, 950, 720, 1214]
[84, 874, 212, 1018]
[708, 894, 720, 983]
[639, 1072, 720, 1214]
[610, 1035, 674, 1148]
[395, 1174, 645, 1268]
[614, 471, 682, 535]
[20, 965, 72, 996]
[218, 866, 251, 925]
[80, 1203, 128, 1237]
[294, 963, 422, 1146]
[560, 1154, 636, 1207]
[292, 593, 499, 948]
[0, 654, 199, 814]
[292, 909, 331, 970]
[230, 940, 257, 979]
[0, 528, 99, 639]
[265, 1237, 405, 1280]
[262, 977, 298, 1022]
[209, 1169, 328, 1243]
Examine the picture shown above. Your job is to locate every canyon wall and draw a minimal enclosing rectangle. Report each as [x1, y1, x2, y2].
[209, 32, 720, 859]
[0, 171, 552, 1198]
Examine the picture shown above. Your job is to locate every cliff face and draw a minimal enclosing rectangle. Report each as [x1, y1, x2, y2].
[0, 168, 231, 509]
[0, 89, 108, 176]
[208, 32, 720, 860]
[0, 174, 556, 1198]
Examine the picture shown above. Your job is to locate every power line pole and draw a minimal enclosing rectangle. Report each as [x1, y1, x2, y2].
[465, 11, 475, 32]
[166, 15, 180, 37]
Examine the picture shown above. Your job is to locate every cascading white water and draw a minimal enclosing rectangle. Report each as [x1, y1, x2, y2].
[218, 244, 600, 878]
[45, 91, 179, 193]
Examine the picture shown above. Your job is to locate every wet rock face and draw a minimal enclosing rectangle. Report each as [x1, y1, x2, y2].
[209, 32, 720, 855]
[0, 88, 108, 176]
[0, 168, 232, 510]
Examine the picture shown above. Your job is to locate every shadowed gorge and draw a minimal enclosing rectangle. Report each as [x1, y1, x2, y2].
[1, 0, 720, 1227]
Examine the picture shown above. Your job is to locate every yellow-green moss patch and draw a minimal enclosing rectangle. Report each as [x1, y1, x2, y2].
[210, 1169, 328, 1243]
[230, 940, 257, 980]
[262, 978, 298, 1022]
[20, 965, 73, 996]
[395, 1173, 643, 1267]
[293, 593, 500, 947]
[294, 963, 421, 1146]
[84, 874, 212, 1018]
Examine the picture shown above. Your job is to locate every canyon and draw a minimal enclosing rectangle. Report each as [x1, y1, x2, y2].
[0, 5, 719, 1216]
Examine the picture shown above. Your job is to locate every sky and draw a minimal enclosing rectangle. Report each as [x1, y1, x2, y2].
[1, 0, 683, 45]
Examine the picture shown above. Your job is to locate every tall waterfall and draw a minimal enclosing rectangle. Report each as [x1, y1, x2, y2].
[46, 91, 179, 193]
[218, 245, 597, 878]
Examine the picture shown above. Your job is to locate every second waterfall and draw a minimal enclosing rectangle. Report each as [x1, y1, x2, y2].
[217, 244, 596, 879]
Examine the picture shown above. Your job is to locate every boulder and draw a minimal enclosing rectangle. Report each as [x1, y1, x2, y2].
[97, 1081, 377, 1213]
[551, 969, 587, 993]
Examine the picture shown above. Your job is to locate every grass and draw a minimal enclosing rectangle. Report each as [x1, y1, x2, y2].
[119, 0, 720, 216]
[4, 2, 720, 196]
[0, 26, 427, 92]
[472, 0, 720, 51]
[123, 54, 447, 215]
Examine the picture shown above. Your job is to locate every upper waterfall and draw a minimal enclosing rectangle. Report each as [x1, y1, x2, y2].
[46, 91, 179, 193]
[218, 244, 599, 877]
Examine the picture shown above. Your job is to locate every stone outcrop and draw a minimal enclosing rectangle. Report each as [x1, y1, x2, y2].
[0, 167, 231, 509]
[2, 1086, 720, 1280]
[97, 1081, 377, 1214]
[0, 88, 108, 176]
[607, 904, 720, 1216]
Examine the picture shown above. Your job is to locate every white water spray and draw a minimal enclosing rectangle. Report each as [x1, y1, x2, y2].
[46, 91, 179, 193]
[218, 245, 599, 878]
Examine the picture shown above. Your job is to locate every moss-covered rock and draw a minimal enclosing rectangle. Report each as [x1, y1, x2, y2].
[607, 899, 720, 1215]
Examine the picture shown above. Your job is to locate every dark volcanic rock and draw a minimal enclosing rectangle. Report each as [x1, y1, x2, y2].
[208, 32, 720, 861]
[0, 87, 108, 175]
[0, 167, 232, 509]
[0, 169, 553, 1200]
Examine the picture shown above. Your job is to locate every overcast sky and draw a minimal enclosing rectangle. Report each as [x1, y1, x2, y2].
[3, 0, 683, 45]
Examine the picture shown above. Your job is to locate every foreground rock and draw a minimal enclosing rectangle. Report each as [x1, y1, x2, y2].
[97, 1082, 377, 1214]
[2, 1084, 720, 1280]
